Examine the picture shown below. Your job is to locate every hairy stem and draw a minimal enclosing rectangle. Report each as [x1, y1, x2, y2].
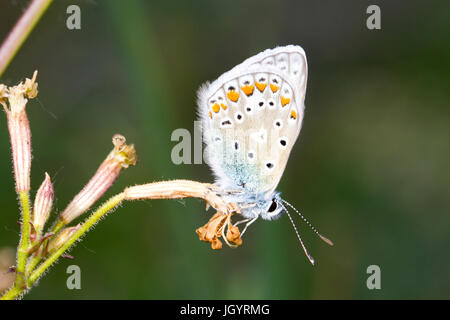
[16, 191, 31, 283]
[0, 285, 22, 300]
[25, 254, 41, 276]
[1, 193, 124, 300]
[0, 0, 53, 77]
[27, 193, 125, 287]
[50, 219, 65, 235]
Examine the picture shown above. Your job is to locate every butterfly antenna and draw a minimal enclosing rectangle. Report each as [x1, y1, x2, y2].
[280, 202, 315, 265]
[281, 199, 334, 246]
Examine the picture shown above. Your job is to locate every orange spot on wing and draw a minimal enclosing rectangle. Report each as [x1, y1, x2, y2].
[270, 84, 279, 93]
[290, 110, 297, 119]
[255, 82, 267, 92]
[227, 90, 239, 102]
[281, 96, 290, 107]
[241, 84, 254, 96]
[209, 111, 212, 118]
[212, 103, 220, 113]
[221, 103, 228, 110]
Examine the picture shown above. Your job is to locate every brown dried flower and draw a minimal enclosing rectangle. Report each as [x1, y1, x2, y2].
[196, 212, 242, 250]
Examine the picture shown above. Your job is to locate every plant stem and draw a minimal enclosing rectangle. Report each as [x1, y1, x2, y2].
[16, 191, 31, 283]
[1, 180, 234, 299]
[27, 193, 125, 287]
[50, 219, 65, 235]
[25, 254, 41, 276]
[0, 285, 22, 300]
[0, 193, 125, 299]
[23, 220, 64, 275]
[0, 0, 53, 77]
[4, 192, 32, 300]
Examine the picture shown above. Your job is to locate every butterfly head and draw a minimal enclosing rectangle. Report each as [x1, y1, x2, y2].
[229, 190, 285, 221]
[260, 192, 285, 221]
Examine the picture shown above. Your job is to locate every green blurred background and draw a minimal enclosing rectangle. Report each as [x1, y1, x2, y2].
[0, 0, 448, 299]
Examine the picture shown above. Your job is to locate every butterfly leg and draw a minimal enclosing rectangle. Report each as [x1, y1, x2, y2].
[234, 218, 251, 227]
[240, 216, 258, 238]
[213, 188, 245, 197]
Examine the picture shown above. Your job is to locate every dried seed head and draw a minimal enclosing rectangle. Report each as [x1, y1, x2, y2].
[47, 225, 81, 254]
[32, 173, 54, 235]
[0, 71, 38, 192]
[59, 134, 137, 224]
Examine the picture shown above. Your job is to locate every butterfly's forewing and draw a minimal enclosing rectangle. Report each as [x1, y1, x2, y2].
[198, 46, 308, 195]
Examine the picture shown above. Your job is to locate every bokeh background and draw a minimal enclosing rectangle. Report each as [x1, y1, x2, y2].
[0, 0, 448, 299]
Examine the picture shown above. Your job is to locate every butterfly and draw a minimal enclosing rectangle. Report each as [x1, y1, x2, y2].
[197, 45, 332, 264]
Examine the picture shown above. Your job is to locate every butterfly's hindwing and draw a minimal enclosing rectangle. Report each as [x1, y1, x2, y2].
[198, 45, 307, 201]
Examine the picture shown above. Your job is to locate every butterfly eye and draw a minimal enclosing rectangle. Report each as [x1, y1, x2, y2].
[268, 199, 277, 213]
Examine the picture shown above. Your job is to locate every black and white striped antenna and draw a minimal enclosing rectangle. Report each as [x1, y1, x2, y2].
[279, 199, 333, 265]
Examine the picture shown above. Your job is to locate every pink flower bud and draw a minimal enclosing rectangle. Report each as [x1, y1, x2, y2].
[0, 71, 38, 193]
[59, 134, 137, 224]
[32, 173, 54, 235]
